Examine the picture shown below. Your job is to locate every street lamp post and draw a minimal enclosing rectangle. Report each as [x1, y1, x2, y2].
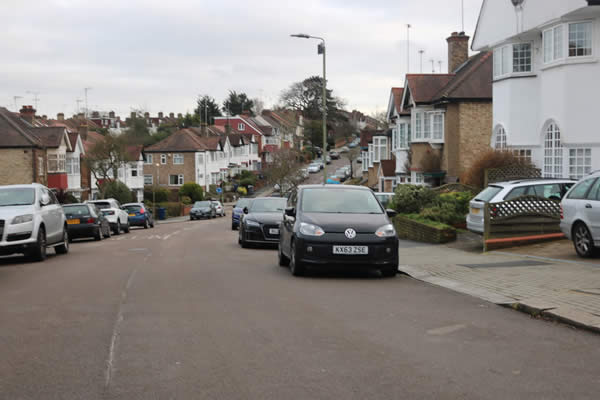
[153, 163, 160, 218]
[291, 33, 328, 184]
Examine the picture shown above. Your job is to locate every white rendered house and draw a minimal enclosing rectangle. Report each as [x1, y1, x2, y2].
[473, 0, 600, 179]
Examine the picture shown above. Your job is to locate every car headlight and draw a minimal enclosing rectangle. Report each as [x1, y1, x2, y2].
[299, 222, 325, 237]
[245, 219, 261, 227]
[375, 224, 396, 238]
[12, 214, 33, 225]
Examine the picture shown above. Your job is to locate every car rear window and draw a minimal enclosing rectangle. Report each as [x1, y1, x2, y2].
[302, 188, 383, 214]
[123, 205, 142, 212]
[250, 198, 287, 213]
[568, 178, 597, 200]
[90, 201, 111, 209]
[474, 186, 503, 202]
[235, 199, 252, 208]
[63, 205, 90, 215]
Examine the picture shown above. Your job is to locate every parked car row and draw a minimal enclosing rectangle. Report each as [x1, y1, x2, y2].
[0, 184, 155, 262]
[189, 200, 225, 220]
[235, 185, 400, 278]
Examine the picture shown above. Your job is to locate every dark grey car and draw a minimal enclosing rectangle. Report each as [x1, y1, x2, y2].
[190, 201, 216, 220]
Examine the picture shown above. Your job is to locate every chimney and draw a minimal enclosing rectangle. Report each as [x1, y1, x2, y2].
[77, 113, 84, 119]
[158, 111, 163, 119]
[130, 111, 136, 119]
[446, 31, 470, 73]
[57, 113, 64, 121]
[42, 115, 47, 120]
[19, 105, 36, 123]
[177, 113, 182, 118]
[169, 112, 174, 118]
[79, 123, 89, 141]
[144, 112, 150, 118]
[108, 111, 115, 118]
[241, 110, 251, 117]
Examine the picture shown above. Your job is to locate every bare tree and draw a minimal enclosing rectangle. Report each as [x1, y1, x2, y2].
[263, 148, 304, 195]
[344, 147, 361, 179]
[83, 133, 132, 198]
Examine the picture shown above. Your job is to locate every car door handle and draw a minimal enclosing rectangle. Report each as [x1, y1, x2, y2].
[585, 204, 592, 209]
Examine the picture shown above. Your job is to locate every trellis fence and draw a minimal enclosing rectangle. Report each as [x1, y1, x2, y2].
[484, 165, 542, 187]
[483, 195, 564, 251]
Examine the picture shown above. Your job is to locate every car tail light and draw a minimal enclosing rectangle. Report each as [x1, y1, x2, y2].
[87, 217, 96, 224]
[560, 204, 563, 220]
[139, 208, 145, 214]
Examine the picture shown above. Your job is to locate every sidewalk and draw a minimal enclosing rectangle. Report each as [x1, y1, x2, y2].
[397, 240, 600, 333]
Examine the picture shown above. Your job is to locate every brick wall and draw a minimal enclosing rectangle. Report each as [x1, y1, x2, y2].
[392, 215, 456, 244]
[143, 152, 196, 189]
[0, 149, 35, 185]
[457, 102, 492, 180]
[410, 143, 441, 172]
[367, 163, 380, 188]
[442, 103, 460, 181]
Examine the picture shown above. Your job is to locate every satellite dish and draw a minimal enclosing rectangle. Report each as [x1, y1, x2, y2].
[511, 0, 524, 6]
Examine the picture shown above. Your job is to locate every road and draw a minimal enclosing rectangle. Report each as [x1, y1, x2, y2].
[305, 153, 361, 185]
[1, 214, 599, 399]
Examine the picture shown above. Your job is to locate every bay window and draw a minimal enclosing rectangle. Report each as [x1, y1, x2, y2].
[569, 22, 592, 57]
[144, 154, 153, 164]
[544, 22, 592, 64]
[66, 156, 80, 175]
[372, 137, 388, 162]
[412, 111, 443, 142]
[494, 43, 532, 77]
[368, 144, 374, 167]
[47, 154, 66, 173]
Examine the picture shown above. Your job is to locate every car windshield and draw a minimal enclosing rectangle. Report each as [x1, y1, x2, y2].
[375, 194, 392, 207]
[474, 186, 503, 202]
[250, 198, 287, 213]
[0, 188, 35, 206]
[90, 201, 111, 209]
[235, 199, 252, 208]
[194, 201, 211, 208]
[123, 205, 142, 212]
[302, 188, 383, 214]
[63, 205, 90, 215]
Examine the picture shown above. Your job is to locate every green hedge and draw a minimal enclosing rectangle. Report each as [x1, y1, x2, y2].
[393, 214, 456, 244]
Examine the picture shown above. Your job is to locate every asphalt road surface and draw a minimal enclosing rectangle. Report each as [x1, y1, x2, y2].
[1, 214, 599, 399]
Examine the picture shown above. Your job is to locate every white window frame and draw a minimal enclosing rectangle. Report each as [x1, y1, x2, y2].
[144, 174, 153, 185]
[569, 22, 593, 58]
[543, 123, 563, 178]
[494, 126, 507, 150]
[544, 21, 593, 65]
[173, 153, 184, 165]
[512, 148, 532, 164]
[494, 43, 532, 78]
[130, 163, 139, 177]
[144, 154, 153, 165]
[169, 174, 184, 186]
[238, 123, 245, 131]
[38, 156, 44, 176]
[373, 136, 388, 162]
[368, 144, 374, 168]
[568, 148, 592, 180]
[160, 154, 167, 164]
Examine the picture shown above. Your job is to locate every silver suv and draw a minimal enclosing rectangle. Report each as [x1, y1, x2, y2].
[467, 179, 576, 234]
[0, 184, 69, 261]
[560, 171, 600, 257]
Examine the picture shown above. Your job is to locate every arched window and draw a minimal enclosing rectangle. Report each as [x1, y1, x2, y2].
[494, 126, 507, 150]
[544, 123, 562, 178]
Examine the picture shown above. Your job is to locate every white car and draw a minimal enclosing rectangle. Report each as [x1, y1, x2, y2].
[0, 184, 70, 261]
[87, 199, 130, 235]
[308, 163, 321, 173]
[211, 200, 225, 217]
[560, 171, 600, 257]
[467, 179, 576, 234]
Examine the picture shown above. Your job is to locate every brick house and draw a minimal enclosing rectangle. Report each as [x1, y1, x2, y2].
[400, 32, 493, 185]
[0, 106, 72, 190]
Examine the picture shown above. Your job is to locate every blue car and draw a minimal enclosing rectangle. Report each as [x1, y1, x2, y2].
[122, 203, 154, 229]
[231, 198, 253, 230]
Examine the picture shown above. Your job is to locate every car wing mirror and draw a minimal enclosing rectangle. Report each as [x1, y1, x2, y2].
[243, 207, 249, 214]
[386, 209, 397, 218]
[40, 194, 51, 206]
[285, 207, 296, 217]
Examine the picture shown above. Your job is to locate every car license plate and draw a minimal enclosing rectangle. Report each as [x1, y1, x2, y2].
[333, 246, 368, 255]
[129, 213, 135, 217]
[269, 228, 280, 235]
[470, 207, 480, 214]
[67, 219, 80, 225]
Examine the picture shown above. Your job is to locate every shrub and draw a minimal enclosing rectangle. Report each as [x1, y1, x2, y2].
[180, 196, 192, 205]
[178, 182, 204, 202]
[391, 185, 437, 214]
[239, 177, 255, 188]
[102, 180, 134, 204]
[461, 150, 532, 188]
[438, 191, 473, 216]
[158, 202, 182, 218]
[54, 190, 79, 204]
[144, 186, 169, 203]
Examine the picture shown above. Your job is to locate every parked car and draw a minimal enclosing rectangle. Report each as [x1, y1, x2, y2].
[238, 197, 287, 248]
[375, 192, 395, 209]
[348, 142, 358, 148]
[190, 201, 216, 220]
[278, 185, 399, 277]
[63, 203, 111, 241]
[299, 168, 309, 180]
[467, 179, 576, 234]
[330, 151, 340, 160]
[308, 163, 321, 173]
[122, 202, 154, 229]
[335, 169, 348, 182]
[326, 155, 331, 164]
[0, 184, 69, 261]
[211, 200, 225, 217]
[340, 146, 349, 153]
[87, 199, 130, 235]
[232, 198, 254, 230]
[560, 171, 600, 257]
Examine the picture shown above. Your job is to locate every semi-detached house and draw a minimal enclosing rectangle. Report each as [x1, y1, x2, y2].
[473, 0, 600, 179]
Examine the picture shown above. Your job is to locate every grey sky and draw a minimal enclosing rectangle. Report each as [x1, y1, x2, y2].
[1, 0, 483, 119]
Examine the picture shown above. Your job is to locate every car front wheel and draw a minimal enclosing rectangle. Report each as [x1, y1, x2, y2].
[55, 227, 69, 254]
[289, 241, 305, 276]
[29, 226, 47, 262]
[574, 223, 595, 258]
[114, 221, 121, 235]
[278, 244, 290, 267]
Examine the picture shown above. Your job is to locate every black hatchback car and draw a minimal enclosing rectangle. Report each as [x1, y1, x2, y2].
[278, 185, 399, 277]
[238, 197, 287, 248]
[63, 203, 112, 241]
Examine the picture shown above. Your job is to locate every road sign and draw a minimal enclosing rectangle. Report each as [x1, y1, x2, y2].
[216, 187, 222, 194]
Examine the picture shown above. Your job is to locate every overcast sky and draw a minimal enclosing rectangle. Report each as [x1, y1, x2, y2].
[2, 0, 484, 119]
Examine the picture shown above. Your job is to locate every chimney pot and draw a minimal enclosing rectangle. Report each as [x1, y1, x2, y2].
[19, 105, 36, 123]
[177, 113, 182, 118]
[158, 112, 164, 118]
[169, 112, 175, 118]
[77, 113, 84, 119]
[144, 112, 150, 118]
[108, 111, 115, 118]
[57, 113, 64, 121]
[130, 111, 136, 119]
